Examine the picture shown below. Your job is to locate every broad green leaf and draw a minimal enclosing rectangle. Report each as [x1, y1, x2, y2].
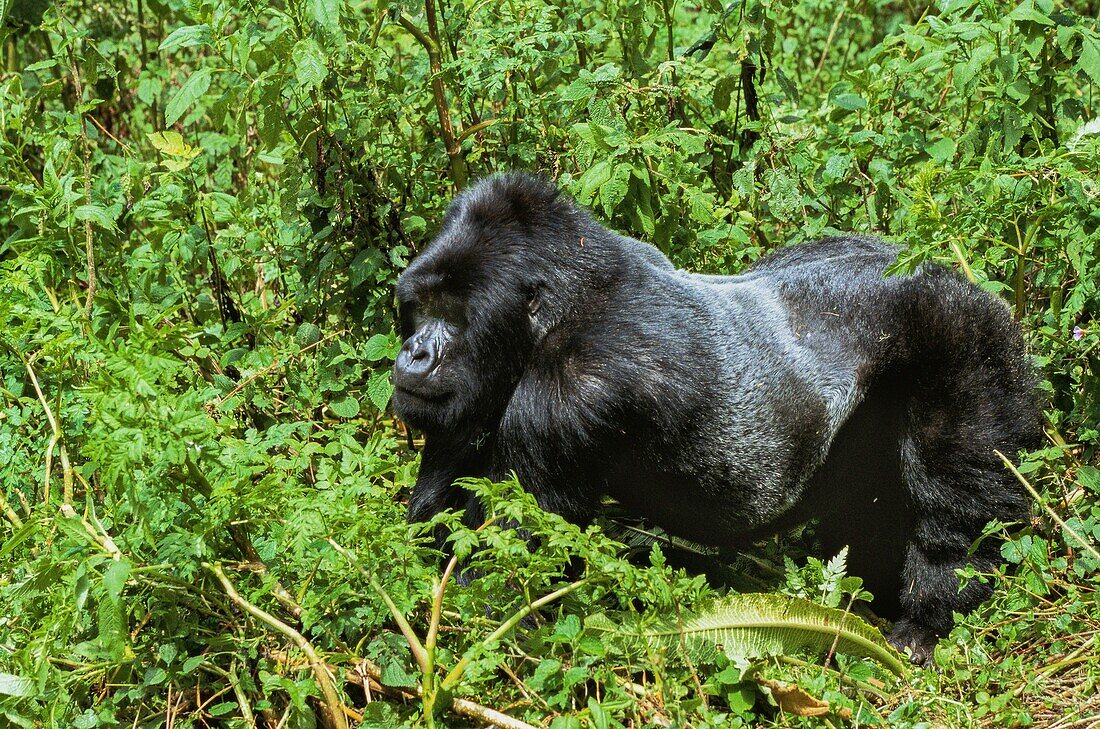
[164, 68, 212, 126]
[927, 137, 956, 164]
[307, 0, 343, 39]
[833, 93, 867, 110]
[159, 24, 212, 52]
[1008, 0, 1054, 25]
[366, 371, 394, 411]
[599, 164, 630, 217]
[0, 673, 36, 698]
[296, 322, 322, 348]
[576, 160, 611, 204]
[364, 333, 398, 361]
[293, 38, 328, 89]
[75, 204, 116, 231]
[1079, 32, 1100, 88]
[102, 559, 131, 604]
[330, 391, 360, 418]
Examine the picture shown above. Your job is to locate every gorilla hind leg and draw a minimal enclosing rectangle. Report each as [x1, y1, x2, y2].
[891, 434, 1007, 664]
[892, 364, 1034, 660]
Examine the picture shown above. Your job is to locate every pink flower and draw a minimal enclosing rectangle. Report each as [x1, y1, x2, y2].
[1073, 326, 1086, 341]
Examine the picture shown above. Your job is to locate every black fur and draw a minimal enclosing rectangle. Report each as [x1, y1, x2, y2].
[392, 172, 1041, 664]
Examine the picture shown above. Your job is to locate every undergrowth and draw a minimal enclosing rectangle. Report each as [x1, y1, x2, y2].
[1, 0, 1099, 725]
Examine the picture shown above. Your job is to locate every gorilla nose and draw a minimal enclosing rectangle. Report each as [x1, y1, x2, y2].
[395, 334, 439, 382]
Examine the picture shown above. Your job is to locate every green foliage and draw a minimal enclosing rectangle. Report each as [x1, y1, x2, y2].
[1, 0, 1099, 726]
[588, 590, 906, 675]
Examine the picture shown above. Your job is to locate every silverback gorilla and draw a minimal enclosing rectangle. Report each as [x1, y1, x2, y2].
[391, 172, 1040, 664]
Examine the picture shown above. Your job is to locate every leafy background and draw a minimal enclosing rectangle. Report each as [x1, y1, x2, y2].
[1, 0, 1099, 726]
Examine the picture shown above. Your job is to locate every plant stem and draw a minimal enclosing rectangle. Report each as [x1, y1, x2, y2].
[995, 450, 1100, 562]
[205, 563, 348, 729]
[442, 579, 587, 691]
[66, 47, 96, 325]
[397, 9, 467, 189]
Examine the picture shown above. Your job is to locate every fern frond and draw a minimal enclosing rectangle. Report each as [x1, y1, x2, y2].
[588, 592, 907, 676]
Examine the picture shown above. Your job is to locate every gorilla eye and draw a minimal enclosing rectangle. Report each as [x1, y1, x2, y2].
[527, 286, 542, 317]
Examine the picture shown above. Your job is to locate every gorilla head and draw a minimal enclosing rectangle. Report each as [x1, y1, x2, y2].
[390, 171, 1040, 665]
[392, 173, 610, 435]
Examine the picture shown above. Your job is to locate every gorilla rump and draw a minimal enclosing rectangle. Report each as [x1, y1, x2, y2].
[391, 172, 1039, 663]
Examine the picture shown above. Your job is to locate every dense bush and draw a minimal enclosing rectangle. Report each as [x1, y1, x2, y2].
[1, 0, 1098, 726]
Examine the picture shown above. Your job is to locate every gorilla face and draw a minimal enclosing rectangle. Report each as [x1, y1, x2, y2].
[391, 226, 542, 435]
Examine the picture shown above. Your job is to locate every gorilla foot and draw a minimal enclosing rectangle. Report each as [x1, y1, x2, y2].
[888, 619, 939, 666]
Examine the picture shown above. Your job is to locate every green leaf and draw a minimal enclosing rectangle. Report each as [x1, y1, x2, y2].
[293, 38, 328, 89]
[833, 93, 867, 110]
[600, 164, 631, 217]
[102, 559, 131, 604]
[1078, 32, 1100, 87]
[75, 204, 117, 231]
[164, 68, 212, 126]
[364, 333, 399, 361]
[380, 659, 417, 688]
[576, 160, 611, 204]
[366, 371, 394, 411]
[329, 391, 360, 418]
[208, 702, 238, 717]
[307, 0, 343, 39]
[927, 137, 956, 164]
[1008, 0, 1054, 25]
[296, 322, 322, 348]
[182, 656, 205, 674]
[0, 519, 38, 560]
[588, 592, 907, 676]
[159, 24, 212, 52]
[0, 673, 36, 698]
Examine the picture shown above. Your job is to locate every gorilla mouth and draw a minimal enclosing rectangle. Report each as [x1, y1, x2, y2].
[394, 385, 452, 404]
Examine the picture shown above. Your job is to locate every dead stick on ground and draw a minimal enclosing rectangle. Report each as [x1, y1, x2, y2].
[346, 658, 538, 729]
[267, 649, 539, 729]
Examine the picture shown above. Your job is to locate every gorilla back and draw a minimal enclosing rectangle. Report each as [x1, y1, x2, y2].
[392, 172, 1040, 663]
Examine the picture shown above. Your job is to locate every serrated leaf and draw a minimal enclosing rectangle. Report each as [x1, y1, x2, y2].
[75, 204, 117, 231]
[293, 38, 328, 89]
[600, 164, 630, 217]
[380, 659, 417, 688]
[159, 24, 212, 52]
[330, 391, 360, 418]
[147, 130, 197, 157]
[0, 673, 36, 698]
[366, 371, 394, 411]
[165, 68, 212, 126]
[1079, 32, 1100, 88]
[296, 322, 322, 348]
[102, 559, 131, 604]
[364, 333, 399, 361]
[307, 0, 343, 39]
